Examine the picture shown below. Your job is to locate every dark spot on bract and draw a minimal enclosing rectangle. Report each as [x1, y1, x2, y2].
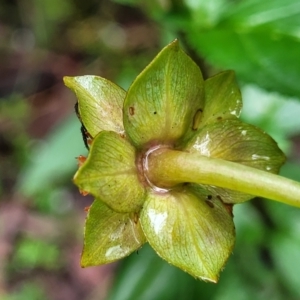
[217, 195, 222, 201]
[217, 116, 222, 121]
[129, 106, 135, 116]
[206, 195, 212, 200]
[154, 111, 157, 114]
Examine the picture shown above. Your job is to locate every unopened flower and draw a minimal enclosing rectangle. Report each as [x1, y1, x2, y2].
[64, 40, 284, 282]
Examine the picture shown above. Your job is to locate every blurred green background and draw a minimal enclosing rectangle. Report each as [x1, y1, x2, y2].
[1, 0, 300, 299]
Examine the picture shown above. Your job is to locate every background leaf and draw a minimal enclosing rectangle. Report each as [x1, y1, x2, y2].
[107, 244, 217, 300]
[17, 115, 86, 198]
[183, 0, 300, 99]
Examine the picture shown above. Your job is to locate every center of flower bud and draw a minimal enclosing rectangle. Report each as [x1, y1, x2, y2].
[138, 145, 170, 193]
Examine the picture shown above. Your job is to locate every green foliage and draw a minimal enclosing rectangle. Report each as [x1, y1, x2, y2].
[241, 85, 300, 144]
[31, 0, 74, 46]
[5, 0, 300, 298]
[108, 203, 300, 300]
[179, 0, 300, 99]
[2, 282, 48, 300]
[107, 245, 217, 300]
[11, 237, 60, 270]
[17, 115, 86, 201]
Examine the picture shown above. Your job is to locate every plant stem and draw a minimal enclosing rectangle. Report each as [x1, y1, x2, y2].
[146, 148, 300, 207]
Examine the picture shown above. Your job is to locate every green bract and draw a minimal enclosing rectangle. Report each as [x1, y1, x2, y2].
[64, 40, 285, 282]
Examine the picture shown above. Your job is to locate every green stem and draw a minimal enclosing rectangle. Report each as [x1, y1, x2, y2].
[146, 148, 300, 207]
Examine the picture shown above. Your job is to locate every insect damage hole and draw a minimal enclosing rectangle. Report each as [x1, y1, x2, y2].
[192, 108, 203, 130]
[205, 200, 214, 208]
[129, 106, 135, 116]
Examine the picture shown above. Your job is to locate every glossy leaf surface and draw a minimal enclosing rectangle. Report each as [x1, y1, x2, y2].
[186, 120, 285, 171]
[180, 70, 242, 145]
[140, 187, 235, 282]
[82, 199, 146, 267]
[64, 76, 125, 137]
[123, 40, 204, 148]
[201, 71, 242, 125]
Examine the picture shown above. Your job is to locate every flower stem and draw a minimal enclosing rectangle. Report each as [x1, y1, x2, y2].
[146, 148, 300, 207]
